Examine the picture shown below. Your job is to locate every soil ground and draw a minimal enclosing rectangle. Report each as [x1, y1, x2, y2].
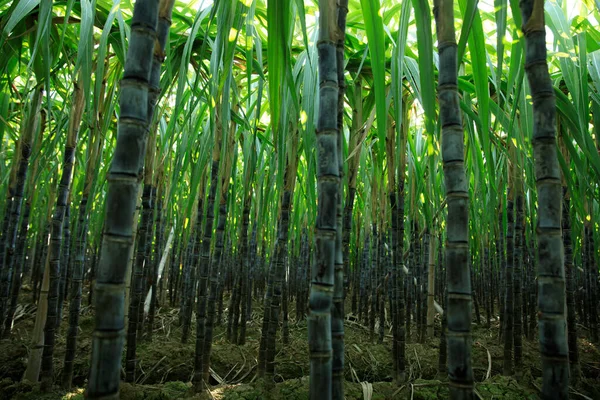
[1, 287, 599, 399]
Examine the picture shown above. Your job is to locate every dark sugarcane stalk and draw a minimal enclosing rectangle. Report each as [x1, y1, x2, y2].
[585, 223, 598, 342]
[261, 132, 299, 381]
[471, 261, 481, 326]
[562, 188, 580, 381]
[168, 237, 179, 306]
[527, 237, 536, 339]
[0, 88, 42, 335]
[514, 180, 524, 371]
[201, 108, 238, 387]
[406, 220, 416, 341]
[245, 224, 258, 323]
[394, 99, 409, 382]
[182, 183, 205, 342]
[378, 234, 386, 344]
[137, 185, 155, 339]
[87, 246, 97, 306]
[40, 76, 85, 391]
[264, 188, 292, 381]
[497, 206, 505, 341]
[583, 228, 590, 329]
[503, 185, 514, 376]
[433, 0, 474, 396]
[282, 262, 290, 345]
[178, 233, 192, 326]
[518, 0, 569, 396]
[56, 202, 71, 327]
[126, 183, 153, 382]
[216, 250, 228, 326]
[414, 221, 422, 340]
[4, 113, 44, 335]
[228, 261, 240, 341]
[308, 0, 339, 396]
[426, 231, 436, 337]
[359, 240, 369, 323]
[193, 112, 222, 392]
[147, 183, 165, 340]
[484, 248, 492, 328]
[585, 223, 598, 341]
[3, 199, 30, 336]
[22, 221, 36, 280]
[332, 0, 348, 397]
[370, 223, 378, 342]
[258, 254, 275, 376]
[437, 248, 448, 380]
[420, 230, 430, 342]
[297, 230, 308, 321]
[34, 220, 52, 306]
[62, 158, 95, 389]
[31, 228, 45, 304]
[238, 225, 253, 345]
[87, 1, 174, 397]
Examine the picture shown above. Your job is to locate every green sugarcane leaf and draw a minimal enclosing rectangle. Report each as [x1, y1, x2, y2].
[360, 0, 387, 156]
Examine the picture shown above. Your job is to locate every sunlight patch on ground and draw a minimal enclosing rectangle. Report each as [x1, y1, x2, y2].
[62, 388, 85, 399]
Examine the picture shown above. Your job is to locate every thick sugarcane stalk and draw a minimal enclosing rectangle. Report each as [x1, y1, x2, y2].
[258, 254, 274, 376]
[136, 185, 155, 339]
[332, 0, 348, 397]
[0, 88, 42, 335]
[125, 183, 153, 382]
[503, 184, 514, 376]
[378, 233, 386, 344]
[297, 230, 308, 321]
[124, 185, 144, 326]
[264, 153, 299, 383]
[419, 230, 429, 342]
[237, 208, 250, 345]
[264, 190, 291, 381]
[346, 79, 364, 315]
[3, 198, 31, 336]
[433, 0, 473, 396]
[370, 223, 378, 342]
[125, 0, 174, 380]
[3, 110, 44, 335]
[518, 0, 569, 396]
[514, 180, 524, 371]
[40, 76, 85, 391]
[562, 188, 579, 381]
[62, 121, 104, 387]
[245, 226, 258, 321]
[585, 224, 598, 342]
[193, 109, 223, 392]
[437, 239, 447, 379]
[87, 1, 175, 397]
[201, 116, 237, 386]
[282, 266, 289, 345]
[394, 98, 409, 383]
[235, 141, 253, 345]
[62, 177, 92, 388]
[56, 202, 71, 326]
[147, 182, 165, 340]
[406, 220, 416, 341]
[308, 0, 339, 397]
[497, 206, 505, 341]
[427, 232, 436, 337]
[181, 222, 199, 341]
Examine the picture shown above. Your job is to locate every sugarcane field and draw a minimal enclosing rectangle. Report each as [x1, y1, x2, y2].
[0, 0, 599, 399]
